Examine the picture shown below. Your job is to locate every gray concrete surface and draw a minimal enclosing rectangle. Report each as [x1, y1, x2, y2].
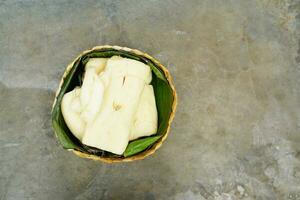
[1, 0, 300, 199]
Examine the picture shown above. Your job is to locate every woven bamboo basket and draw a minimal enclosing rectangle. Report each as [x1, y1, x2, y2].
[52, 45, 177, 163]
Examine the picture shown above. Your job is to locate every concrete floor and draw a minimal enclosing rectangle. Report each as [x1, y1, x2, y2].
[1, 0, 300, 199]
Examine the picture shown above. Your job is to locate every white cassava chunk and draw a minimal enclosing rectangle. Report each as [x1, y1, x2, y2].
[80, 74, 105, 123]
[82, 76, 145, 155]
[130, 85, 158, 140]
[61, 88, 86, 140]
[98, 71, 110, 88]
[106, 56, 152, 84]
[80, 68, 105, 122]
[85, 58, 108, 74]
[80, 69, 95, 109]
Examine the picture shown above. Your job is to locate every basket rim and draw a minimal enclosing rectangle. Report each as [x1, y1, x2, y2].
[53, 45, 177, 163]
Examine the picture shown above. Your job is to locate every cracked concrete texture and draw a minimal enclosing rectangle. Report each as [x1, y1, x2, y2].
[0, 0, 300, 199]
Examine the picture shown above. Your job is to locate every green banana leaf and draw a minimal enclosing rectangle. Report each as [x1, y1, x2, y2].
[51, 48, 174, 158]
[124, 136, 161, 157]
